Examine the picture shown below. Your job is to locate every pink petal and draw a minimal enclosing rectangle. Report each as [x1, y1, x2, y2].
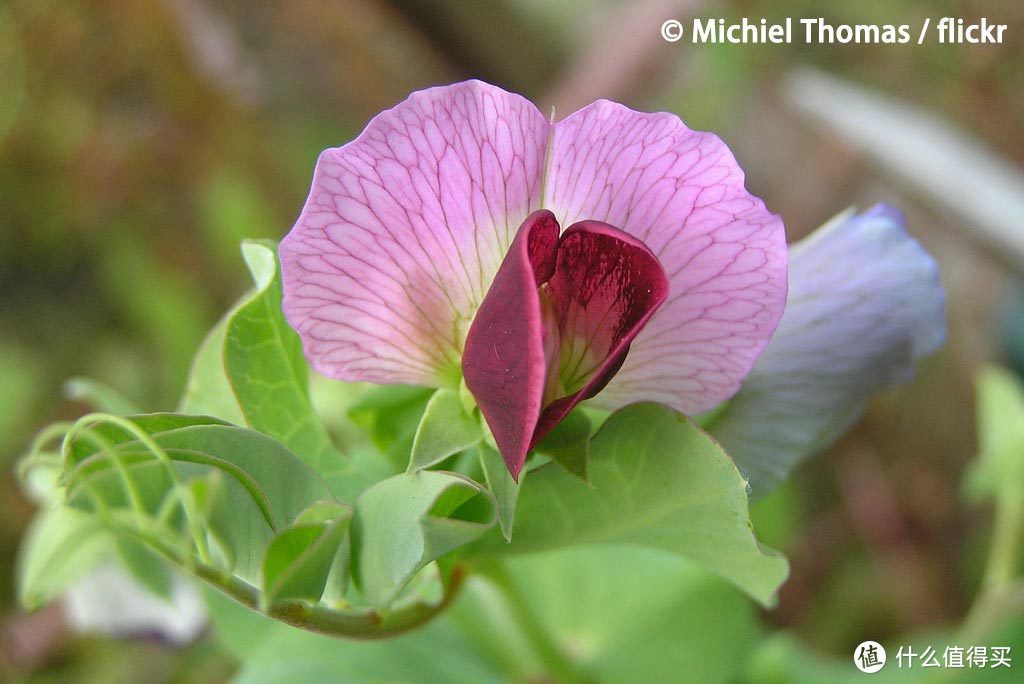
[462, 211, 560, 480]
[535, 221, 669, 441]
[544, 101, 788, 414]
[280, 81, 550, 387]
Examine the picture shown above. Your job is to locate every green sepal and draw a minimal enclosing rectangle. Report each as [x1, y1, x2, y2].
[478, 443, 522, 542]
[408, 388, 483, 472]
[261, 502, 353, 609]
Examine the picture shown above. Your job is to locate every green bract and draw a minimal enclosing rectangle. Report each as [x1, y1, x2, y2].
[408, 388, 483, 472]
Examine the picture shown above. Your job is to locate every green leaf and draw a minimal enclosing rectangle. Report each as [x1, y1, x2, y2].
[64, 419, 335, 585]
[225, 241, 344, 474]
[409, 389, 482, 471]
[481, 547, 760, 684]
[206, 588, 504, 684]
[292, 501, 357, 606]
[180, 241, 385, 502]
[533, 409, 591, 482]
[352, 471, 496, 609]
[66, 413, 229, 464]
[261, 504, 352, 608]
[179, 316, 245, 424]
[17, 506, 112, 609]
[476, 402, 788, 606]
[32, 412, 462, 640]
[214, 547, 758, 684]
[479, 444, 521, 542]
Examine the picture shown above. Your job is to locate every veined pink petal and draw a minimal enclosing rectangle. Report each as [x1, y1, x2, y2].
[463, 211, 559, 480]
[535, 221, 669, 441]
[280, 81, 550, 387]
[544, 101, 788, 414]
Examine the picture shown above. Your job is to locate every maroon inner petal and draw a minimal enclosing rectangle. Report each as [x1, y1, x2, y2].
[462, 210, 560, 481]
[532, 220, 669, 445]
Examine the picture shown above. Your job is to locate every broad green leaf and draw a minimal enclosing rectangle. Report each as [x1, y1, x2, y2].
[477, 547, 760, 684]
[533, 409, 591, 482]
[750, 479, 805, 552]
[17, 506, 112, 609]
[66, 413, 229, 464]
[211, 545, 757, 684]
[207, 588, 504, 684]
[409, 389, 482, 471]
[476, 403, 788, 606]
[352, 471, 496, 609]
[261, 505, 352, 608]
[64, 420, 335, 584]
[73, 421, 334, 528]
[479, 444, 521, 542]
[179, 316, 245, 424]
[203, 586, 282, 660]
[180, 241, 385, 502]
[225, 241, 343, 474]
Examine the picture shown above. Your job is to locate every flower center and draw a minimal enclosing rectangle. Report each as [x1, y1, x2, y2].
[462, 210, 669, 479]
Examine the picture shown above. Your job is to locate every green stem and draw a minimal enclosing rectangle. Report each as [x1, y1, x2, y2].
[118, 524, 464, 640]
[984, 487, 1023, 588]
[204, 561, 465, 639]
[960, 481, 1024, 643]
[474, 560, 586, 684]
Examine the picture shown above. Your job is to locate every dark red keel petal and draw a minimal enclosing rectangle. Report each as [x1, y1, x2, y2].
[462, 210, 559, 480]
[533, 221, 669, 444]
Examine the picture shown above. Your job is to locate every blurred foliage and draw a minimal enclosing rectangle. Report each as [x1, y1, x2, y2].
[0, 0, 1021, 682]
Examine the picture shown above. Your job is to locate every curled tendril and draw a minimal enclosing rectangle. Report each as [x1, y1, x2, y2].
[61, 413, 213, 567]
[19, 413, 466, 639]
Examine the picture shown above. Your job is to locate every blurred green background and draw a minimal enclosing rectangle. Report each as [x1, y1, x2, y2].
[1, 0, 1022, 681]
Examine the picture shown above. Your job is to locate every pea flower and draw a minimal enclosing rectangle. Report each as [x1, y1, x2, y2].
[279, 80, 788, 479]
[708, 205, 946, 495]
